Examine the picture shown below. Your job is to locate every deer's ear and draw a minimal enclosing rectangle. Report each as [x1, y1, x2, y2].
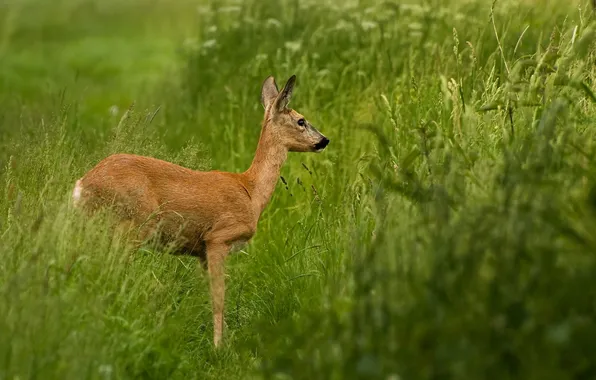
[273, 75, 296, 112]
[261, 76, 279, 110]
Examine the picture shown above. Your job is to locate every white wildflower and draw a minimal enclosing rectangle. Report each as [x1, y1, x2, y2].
[400, 4, 427, 15]
[361, 20, 377, 31]
[108, 105, 119, 117]
[408, 22, 423, 31]
[341, 0, 359, 10]
[284, 40, 301, 52]
[334, 19, 353, 31]
[255, 53, 268, 62]
[98, 364, 113, 379]
[196, 5, 211, 15]
[202, 39, 217, 49]
[265, 18, 282, 29]
[217, 6, 241, 13]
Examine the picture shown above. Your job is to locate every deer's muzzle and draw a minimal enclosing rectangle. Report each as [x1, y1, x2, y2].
[314, 137, 330, 152]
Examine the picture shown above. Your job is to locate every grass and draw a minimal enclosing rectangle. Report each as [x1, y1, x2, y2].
[2, 0, 596, 378]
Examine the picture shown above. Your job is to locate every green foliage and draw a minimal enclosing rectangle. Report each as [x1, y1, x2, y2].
[2, 0, 596, 379]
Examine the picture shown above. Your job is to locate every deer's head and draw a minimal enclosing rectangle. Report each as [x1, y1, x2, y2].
[260, 75, 329, 153]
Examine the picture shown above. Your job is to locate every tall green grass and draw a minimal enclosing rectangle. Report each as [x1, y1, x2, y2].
[2, 0, 596, 379]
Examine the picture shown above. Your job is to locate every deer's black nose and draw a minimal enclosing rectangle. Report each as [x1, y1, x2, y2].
[315, 137, 330, 151]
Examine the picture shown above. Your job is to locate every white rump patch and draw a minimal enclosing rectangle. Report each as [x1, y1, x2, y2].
[72, 179, 83, 206]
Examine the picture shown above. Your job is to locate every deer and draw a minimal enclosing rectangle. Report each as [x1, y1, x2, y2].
[71, 74, 329, 347]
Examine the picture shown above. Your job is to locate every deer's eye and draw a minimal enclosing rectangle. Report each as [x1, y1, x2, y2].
[297, 118, 306, 127]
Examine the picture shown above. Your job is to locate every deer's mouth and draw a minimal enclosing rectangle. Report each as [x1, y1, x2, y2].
[314, 137, 330, 152]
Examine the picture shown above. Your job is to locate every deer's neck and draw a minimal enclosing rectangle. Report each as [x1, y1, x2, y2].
[243, 127, 288, 215]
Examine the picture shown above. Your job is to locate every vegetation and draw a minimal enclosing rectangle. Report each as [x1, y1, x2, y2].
[2, 0, 596, 378]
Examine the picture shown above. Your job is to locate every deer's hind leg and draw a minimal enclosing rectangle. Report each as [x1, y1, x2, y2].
[125, 196, 161, 248]
[111, 212, 159, 253]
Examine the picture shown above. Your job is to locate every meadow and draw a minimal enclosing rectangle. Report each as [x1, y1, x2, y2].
[1, 0, 596, 378]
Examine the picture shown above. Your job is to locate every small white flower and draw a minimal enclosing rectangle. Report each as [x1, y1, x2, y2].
[400, 4, 427, 15]
[202, 39, 217, 49]
[361, 20, 377, 31]
[109, 105, 119, 116]
[284, 40, 301, 52]
[98, 364, 113, 379]
[265, 18, 282, 29]
[341, 0, 359, 10]
[196, 5, 211, 15]
[334, 19, 353, 31]
[218, 6, 241, 13]
[408, 22, 423, 31]
[255, 53, 268, 61]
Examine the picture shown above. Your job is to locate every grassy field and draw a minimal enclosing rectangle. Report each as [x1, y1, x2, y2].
[2, 0, 596, 378]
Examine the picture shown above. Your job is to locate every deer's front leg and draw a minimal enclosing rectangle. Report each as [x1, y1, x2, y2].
[206, 241, 230, 348]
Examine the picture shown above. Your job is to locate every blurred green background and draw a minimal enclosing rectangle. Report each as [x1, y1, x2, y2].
[2, 0, 596, 379]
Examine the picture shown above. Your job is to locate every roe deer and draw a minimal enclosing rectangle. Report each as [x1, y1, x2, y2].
[72, 75, 329, 347]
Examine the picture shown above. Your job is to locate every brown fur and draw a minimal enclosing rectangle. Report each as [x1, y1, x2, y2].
[73, 75, 329, 347]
